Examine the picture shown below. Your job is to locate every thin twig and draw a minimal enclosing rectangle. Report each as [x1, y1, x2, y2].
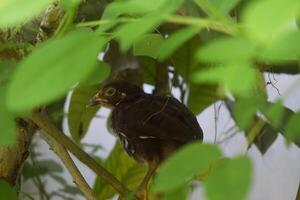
[39, 131, 96, 200]
[29, 111, 130, 197]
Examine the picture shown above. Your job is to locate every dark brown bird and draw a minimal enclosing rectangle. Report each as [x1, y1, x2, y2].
[89, 81, 203, 197]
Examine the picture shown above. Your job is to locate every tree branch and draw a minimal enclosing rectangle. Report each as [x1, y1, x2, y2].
[29, 111, 130, 197]
[0, 119, 36, 185]
[39, 130, 96, 200]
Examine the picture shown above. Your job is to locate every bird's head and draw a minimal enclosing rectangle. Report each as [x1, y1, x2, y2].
[88, 81, 144, 108]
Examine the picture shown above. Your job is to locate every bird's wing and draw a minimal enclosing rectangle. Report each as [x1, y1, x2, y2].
[112, 95, 203, 142]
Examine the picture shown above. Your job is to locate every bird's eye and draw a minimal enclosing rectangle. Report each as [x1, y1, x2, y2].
[104, 87, 116, 96]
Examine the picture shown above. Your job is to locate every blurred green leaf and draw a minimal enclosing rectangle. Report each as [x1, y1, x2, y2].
[0, 0, 53, 28]
[153, 143, 222, 192]
[242, 0, 300, 40]
[6, 28, 105, 113]
[114, 0, 185, 51]
[0, 60, 15, 85]
[60, 0, 81, 10]
[204, 156, 252, 200]
[193, 63, 256, 95]
[162, 186, 189, 200]
[209, 0, 242, 15]
[0, 180, 17, 200]
[0, 87, 16, 146]
[102, 0, 167, 19]
[137, 56, 156, 85]
[263, 101, 284, 130]
[83, 61, 110, 86]
[188, 84, 221, 115]
[22, 160, 63, 181]
[50, 174, 68, 186]
[68, 85, 101, 143]
[133, 33, 164, 59]
[233, 96, 266, 130]
[22, 163, 47, 180]
[114, 13, 166, 51]
[61, 185, 82, 195]
[196, 37, 257, 63]
[284, 112, 300, 142]
[260, 30, 300, 62]
[158, 27, 201, 61]
[39, 159, 64, 173]
[94, 143, 146, 200]
[172, 36, 201, 83]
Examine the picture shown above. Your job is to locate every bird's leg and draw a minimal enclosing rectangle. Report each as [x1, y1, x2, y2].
[137, 161, 159, 200]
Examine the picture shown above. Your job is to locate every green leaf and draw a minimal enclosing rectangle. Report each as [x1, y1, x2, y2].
[68, 85, 101, 143]
[38, 160, 64, 173]
[196, 37, 257, 63]
[172, 36, 201, 83]
[50, 174, 68, 186]
[233, 96, 266, 129]
[22, 163, 47, 180]
[263, 101, 284, 130]
[260, 30, 300, 62]
[0, 87, 16, 146]
[114, 0, 185, 51]
[0, 180, 17, 200]
[94, 143, 147, 199]
[133, 33, 164, 59]
[6, 28, 106, 113]
[83, 61, 110, 86]
[137, 56, 157, 85]
[242, 0, 300, 40]
[153, 143, 222, 192]
[114, 13, 166, 51]
[101, 0, 168, 19]
[60, 0, 81, 10]
[163, 186, 189, 200]
[193, 63, 257, 95]
[158, 26, 201, 61]
[0, 0, 54, 28]
[204, 156, 252, 200]
[209, 0, 242, 15]
[0, 60, 15, 85]
[284, 112, 300, 142]
[187, 84, 221, 115]
[62, 185, 82, 195]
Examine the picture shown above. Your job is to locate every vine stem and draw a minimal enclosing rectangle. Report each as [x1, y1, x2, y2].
[75, 14, 238, 35]
[29, 111, 130, 197]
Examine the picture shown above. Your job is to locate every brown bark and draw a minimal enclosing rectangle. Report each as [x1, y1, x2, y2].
[0, 119, 36, 185]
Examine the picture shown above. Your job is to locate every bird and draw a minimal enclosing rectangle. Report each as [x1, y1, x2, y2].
[88, 81, 203, 198]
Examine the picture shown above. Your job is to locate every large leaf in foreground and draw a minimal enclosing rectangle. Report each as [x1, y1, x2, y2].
[204, 156, 252, 200]
[0, 105, 16, 146]
[6, 29, 105, 113]
[242, 0, 300, 40]
[0, 0, 53, 28]
[153, 143, 222, 192]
